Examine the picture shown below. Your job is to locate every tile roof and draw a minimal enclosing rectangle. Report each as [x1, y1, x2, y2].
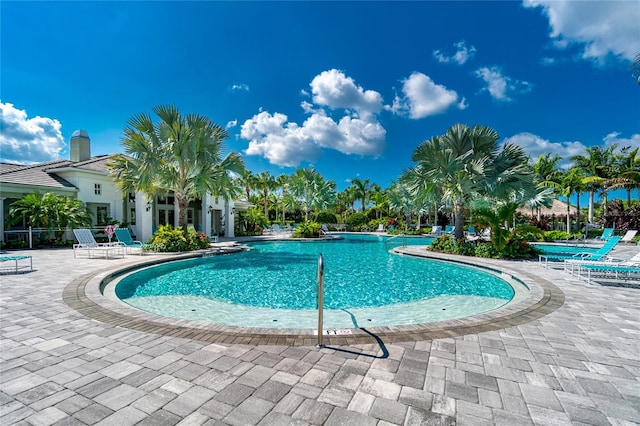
[0, 155, 115, 190]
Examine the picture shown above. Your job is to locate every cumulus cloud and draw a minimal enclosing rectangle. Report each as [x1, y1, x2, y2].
[523, 0, 640, 63]
[0, 102, 66, 164]
[433, 41, 477, 65]
[504, 132, 587, 169]
[474, 66, 533, 101]
[231, 83, 250, 92]
[390, 72, 466, 119]
[309, 69, 384, 119]
[241, 70, 388, 167]
[603, 131, 640, 150]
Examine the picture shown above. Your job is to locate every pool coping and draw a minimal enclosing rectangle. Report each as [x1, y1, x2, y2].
[62, 246, 565, 346]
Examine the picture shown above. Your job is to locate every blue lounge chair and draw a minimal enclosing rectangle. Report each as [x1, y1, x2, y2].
[114, 228, 155, 255]
[579, 263, 640, 284]
[594, 227, 614, 241]
[0, 255, 33, 273]
[539, 236, 622, 268]
[444, 225, 454, 234]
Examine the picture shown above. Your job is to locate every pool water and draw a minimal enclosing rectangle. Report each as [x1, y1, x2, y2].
[113, 234, 521, 329]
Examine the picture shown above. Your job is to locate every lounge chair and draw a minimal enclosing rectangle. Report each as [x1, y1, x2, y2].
[620, 230, 638, 244]
[430, 225, 442, 235]
[594, 227, 615, 241]
[444, 225, 454, 234]
[321, 224, 331, 235]
[376, 224, 385, 233]
[466, 226, 476, 237]
[539, 236, 622, 268]
[563, 251, 640, 276]
[73, 229, 124, 259]
[0, 255, 33, 274]
[578, 262, 640, 284]
[114, 228, 155, 255]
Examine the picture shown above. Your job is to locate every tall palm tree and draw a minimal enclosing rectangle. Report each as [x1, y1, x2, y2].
[256, 171, 276, 220]
[532, 153, 562, 220]
[350, 178, 373, 212]
[408, 123, 535, 240]
[608, 147, 640, 206]
[109, 105, 245, 234]
[238, 169, 256, 202]
[289, 168, 337, 221]
[558, 168, 585, 232]
[571, 145, 618, 223]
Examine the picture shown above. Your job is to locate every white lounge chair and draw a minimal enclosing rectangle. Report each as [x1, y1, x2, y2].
[73, 229, 124, 259]
[563, 251, 640, 276]
[376, 224, 385, 233]
[321, 224, 331, 235]
[620, 230, 637, 244]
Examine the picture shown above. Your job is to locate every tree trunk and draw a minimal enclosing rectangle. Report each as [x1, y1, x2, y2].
[588, 191, 595, 223]
[566, 201, 571, 233]
[454, 202, 465, 240]
[176, 193, 189, 233]
[576, 191, 581, 234]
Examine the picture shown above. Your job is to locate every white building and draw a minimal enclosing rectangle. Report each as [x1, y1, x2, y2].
[0, 130, 248, 245]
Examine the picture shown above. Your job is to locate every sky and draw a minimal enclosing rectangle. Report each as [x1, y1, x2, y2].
[1, 1, 639, 203]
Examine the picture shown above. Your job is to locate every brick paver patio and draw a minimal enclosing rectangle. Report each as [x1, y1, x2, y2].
[1, 241, 638, 425]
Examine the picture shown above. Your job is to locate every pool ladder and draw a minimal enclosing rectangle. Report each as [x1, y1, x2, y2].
[316, 253, 325, 348]
[385, 233, 407, 251]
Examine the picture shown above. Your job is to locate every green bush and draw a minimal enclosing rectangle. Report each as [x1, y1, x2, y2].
[150, 224, 210, 252]
[315, 211, 337, 224]
[429, 235, 475, 256]
[346, 212, 369, 231]
[292, 221, 321, 238]
[475, 241, 500, 258]
[543, 230, 570, 242]
[514, 225, 545, 242]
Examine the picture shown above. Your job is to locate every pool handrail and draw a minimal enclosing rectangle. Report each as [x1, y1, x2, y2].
[385, 233, 407, 251]
[316, 253, 325, 348]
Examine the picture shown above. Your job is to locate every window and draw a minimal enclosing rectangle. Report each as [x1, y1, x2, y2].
[129, 207, 136, 225]
[96, 206, 108, 225]
[94, 183, 102, 195]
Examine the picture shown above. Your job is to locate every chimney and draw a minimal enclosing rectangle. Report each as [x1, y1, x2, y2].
[70, 130, 91, 162]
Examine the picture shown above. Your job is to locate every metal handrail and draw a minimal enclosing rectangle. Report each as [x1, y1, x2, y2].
[316, 253, 325, 348]
[385, 233, 407, 251]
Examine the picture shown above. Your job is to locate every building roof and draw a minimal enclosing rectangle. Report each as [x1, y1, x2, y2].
[518, 199, 582, 217]
[0, 155, 115, 191]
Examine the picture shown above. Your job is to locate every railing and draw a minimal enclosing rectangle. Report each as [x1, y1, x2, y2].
[316, 253, 325, 348]
[385, 233, 407, 251]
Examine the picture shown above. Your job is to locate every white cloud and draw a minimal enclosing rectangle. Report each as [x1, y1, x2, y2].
[225, 119, 238, 129]
[231, 83, 250, 92]
[241, 70, 388, 167]
[0, 102, 66, 164]
[523, 0, 640, 63]
[241, 111, 321, 167]
[310, 69, 384, 119]
[603, 131, 640, 150]
[390, 72, 465, 119]
[433, 41, 477, 65]
[474, 66, 533, 101]
[504, 132, 587, 169]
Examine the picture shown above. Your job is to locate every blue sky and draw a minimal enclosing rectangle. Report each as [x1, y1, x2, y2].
[2, 1, 639, 201]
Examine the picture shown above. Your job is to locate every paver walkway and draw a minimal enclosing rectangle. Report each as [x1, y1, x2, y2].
[1, 243, 639, 425]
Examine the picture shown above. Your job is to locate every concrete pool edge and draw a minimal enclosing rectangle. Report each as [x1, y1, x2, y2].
[62, 247, 565, 346]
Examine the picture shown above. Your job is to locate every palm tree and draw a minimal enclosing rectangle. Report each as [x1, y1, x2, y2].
[350, 178, 373, 212]
[532, 153, 562, 220]
[558, 168, 585, 233]
[571, 145, 618, 223]
[289, 168, 337, 221]
[238, 169, 256, 202]
[408, 123, 535, 240]
[109, 105, 245, 234]
[256, 171, 276, 220]
[608, 147, 640, 206]
[8, 192, 92, 241]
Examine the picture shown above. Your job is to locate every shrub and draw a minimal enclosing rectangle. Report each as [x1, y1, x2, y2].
[514, 225, 545, 242]
[346, 212, 369, 231]
[543, 230, 570, 242]
[429, 235, 475, 256]
[150, 224, 210, 252]
[315, 211, 337, 224]
[292, 221, 321, 238]
[475, 241, 500, 258]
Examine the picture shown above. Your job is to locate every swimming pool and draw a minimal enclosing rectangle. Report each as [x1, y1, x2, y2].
[112, 234, 525, 329]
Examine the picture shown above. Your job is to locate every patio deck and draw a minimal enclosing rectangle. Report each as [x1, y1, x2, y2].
[0, 242, 638, 425]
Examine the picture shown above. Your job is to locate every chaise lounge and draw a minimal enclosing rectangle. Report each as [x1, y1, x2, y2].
[73, 229, 124, 259]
